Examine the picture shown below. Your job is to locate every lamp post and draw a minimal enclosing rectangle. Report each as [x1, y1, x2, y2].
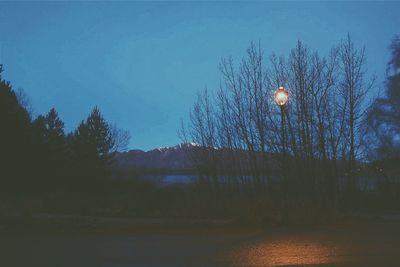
[274, 86, 289, 223]
[274, 86, 288, 155]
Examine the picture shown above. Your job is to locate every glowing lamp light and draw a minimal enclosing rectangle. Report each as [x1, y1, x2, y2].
[274, 86, 289, 106]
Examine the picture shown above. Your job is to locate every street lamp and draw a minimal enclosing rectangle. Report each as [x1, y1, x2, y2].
[274, 86, 289, 106]
[274, 86, 289, 223]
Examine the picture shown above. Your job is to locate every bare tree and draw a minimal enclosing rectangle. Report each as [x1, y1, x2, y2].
[110, 124, 131, 152]
[15, 87, 33, 117]
[339, 34, 375, 193]
[182, 35, 376, 221]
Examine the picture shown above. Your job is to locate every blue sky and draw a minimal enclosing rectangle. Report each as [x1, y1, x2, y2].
[0, 1, 399, 150]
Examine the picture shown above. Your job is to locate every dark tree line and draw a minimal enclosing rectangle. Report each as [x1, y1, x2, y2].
[0, 65, 130, 195]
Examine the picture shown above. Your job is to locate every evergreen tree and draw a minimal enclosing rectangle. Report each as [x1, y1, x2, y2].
[32, 108, 68, 191]
[0, 65, 32, 192]
[70, 107, 114, 189]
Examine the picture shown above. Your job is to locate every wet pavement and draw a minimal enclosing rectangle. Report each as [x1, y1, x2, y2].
[1, 222, 400, 267]
[225, 222, 400, 266]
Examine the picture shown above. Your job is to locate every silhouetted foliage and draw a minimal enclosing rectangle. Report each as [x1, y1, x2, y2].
[69, 107, 115, 190]
[367, 36, 400, 159]
[0, 64, 129, 198]
[0, 65, 32, 192]
[32, 108, 68, 191]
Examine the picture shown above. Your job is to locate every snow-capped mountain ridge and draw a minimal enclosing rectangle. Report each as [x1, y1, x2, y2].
[115, 143, 202, 171]
[155, 143, 202, 152]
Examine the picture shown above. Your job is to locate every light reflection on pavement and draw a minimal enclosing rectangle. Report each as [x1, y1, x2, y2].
[226, 235, 341, 266]
[223, 223, 400, 267]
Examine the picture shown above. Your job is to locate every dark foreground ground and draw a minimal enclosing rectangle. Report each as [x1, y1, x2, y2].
[1, 215, 400, 267]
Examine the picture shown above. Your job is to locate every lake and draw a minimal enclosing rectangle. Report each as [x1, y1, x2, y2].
[140, 175, 196, 185]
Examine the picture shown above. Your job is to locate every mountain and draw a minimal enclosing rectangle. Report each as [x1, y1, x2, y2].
[114, 143, 279, 175]
[114, 143, 201, 172]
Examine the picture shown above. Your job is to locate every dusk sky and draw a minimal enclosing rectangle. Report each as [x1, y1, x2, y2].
[0, 1, 399, 151]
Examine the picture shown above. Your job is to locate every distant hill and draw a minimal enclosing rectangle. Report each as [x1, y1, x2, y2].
[113, 143, 280, 175]
[114, 143, 201, 172]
